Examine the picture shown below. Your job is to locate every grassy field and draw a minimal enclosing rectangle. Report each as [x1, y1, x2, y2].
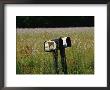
[16, 27, 94, 74]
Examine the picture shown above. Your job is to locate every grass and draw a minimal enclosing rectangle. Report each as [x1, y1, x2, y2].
[16, 27, 94, 74]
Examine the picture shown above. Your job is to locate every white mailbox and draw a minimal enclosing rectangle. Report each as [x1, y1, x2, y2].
[44, 40, 57, 52]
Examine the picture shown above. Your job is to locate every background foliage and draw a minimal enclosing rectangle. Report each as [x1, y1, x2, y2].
[16, 16, 94, 28]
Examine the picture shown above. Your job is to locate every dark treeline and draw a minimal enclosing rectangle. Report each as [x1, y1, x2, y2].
[16, 16, 94, 28]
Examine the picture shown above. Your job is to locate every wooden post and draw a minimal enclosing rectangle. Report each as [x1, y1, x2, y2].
[52, 49, 59, 74]
[59, 47, 68, 74]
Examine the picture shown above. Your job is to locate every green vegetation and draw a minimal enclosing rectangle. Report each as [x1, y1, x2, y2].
[16, 27, 94, 74]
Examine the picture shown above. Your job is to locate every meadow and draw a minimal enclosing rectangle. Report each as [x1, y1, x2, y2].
[16, 27, 94, 74]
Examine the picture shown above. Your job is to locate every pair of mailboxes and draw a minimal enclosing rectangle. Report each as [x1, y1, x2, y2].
[44, 37, 71, 52]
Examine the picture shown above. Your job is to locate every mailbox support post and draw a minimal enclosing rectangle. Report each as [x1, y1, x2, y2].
[52, 49, 59, 74]
[59, 47, 68, 74]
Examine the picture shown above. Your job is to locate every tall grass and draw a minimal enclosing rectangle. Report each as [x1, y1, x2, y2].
[16, 27, 94, 74]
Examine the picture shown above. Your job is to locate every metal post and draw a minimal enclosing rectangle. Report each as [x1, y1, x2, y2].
[59, 47, 68, 74]
[52, 49, 59, 74]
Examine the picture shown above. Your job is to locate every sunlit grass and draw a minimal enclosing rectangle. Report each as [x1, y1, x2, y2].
[16, 27, 94, 74]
